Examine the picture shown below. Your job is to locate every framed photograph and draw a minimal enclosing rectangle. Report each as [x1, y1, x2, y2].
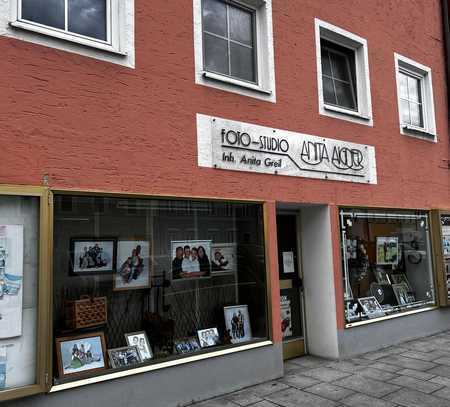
[0, 225, 24, 339]
[114, 240, 151, 291]
[174, 337, 201, 355]
[374, 268, 391, 285]
[197, 327, 220, 348]
[390, 273, 411, 289]
[224, 305, 252, 344]
[70, 238, 117, 275]
[357, 296, 385, 319]
[392, 283, 415, 306]
[108, 346, 142, 369]
[125, 331, 153, 361]
[345, 301, 360, 322]
[280, 297, 293, 338]
[171, 240, 212, 280]
[211, 243, 237, 275]
[55, 332, 107, 378]
[376, 237, 399, 265]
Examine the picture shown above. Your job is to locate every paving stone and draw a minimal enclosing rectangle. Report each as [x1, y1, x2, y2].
[396, 368, 435, 380]
[389, 375, 443, 394]
[247, 402, 279, 407]
[289, 356, 328, 369]
[401, 340, 440, 353]
[400, 350, 447, 362]
[353, 367, 396, 382]
[341, 393, 397, 407]
[385, 388, 450, 407]
[326, 361, 364, 374]
[431, 356, 450, 366]
[195, 398, 240, 407]
[244, 381, 290, 397]
[429, 375, 450, 386]
[302, 367, 352, 382]
[278, 374, 320, 389]
[426, 365, 450, 378]
[332, 375, 400, 398]
[226, 381, 289, 405]
[225, 390, 263, 406]
[376, 355, 437, 371]
[362, 348, 399, 361]
[432, 386, 450, 401]
[348, 358, 373, 366]
[265, 388, 338, 407]
[304, 383, 354, 401]
[370, 362, 403, 373]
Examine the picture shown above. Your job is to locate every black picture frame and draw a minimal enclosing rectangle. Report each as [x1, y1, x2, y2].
[70, 237, 117, 276]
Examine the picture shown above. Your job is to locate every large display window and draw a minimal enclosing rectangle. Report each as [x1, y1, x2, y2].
[340, 208, 436, 325]
[52, 194, 269, 385]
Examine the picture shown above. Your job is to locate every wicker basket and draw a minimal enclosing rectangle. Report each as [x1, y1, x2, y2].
[65, 295, 107, 329]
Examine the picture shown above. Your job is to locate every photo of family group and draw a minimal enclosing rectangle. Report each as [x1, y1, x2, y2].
[197, 328, 220, 348]
[71, 239, 116, 274]
[108, 346, 141, 369]
[114, 241, 151, 291]
[174, 337, 201, 354]
[224, 305, 252, 344]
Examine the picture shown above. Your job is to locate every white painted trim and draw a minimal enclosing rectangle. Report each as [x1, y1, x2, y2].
[50, 340, 273, 393]
[394, 52, 437, 142]
[193, 0, 276, 103]
[314, 18, 373, 126]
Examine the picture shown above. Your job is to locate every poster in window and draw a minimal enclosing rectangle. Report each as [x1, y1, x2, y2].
[280, 296, 293, 338]
[282, 251, 295, 274]
[376, 237, 399, 265]
[0, 225, 24, 339]
[171, 240, 212, 280]
[211, 243, 237, 275]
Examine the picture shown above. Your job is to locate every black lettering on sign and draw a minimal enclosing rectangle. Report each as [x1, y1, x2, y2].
[331, 147, 364, 171]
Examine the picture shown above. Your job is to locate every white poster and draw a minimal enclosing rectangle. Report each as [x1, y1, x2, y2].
[282, 251, 295, 274]
[0, 225, 24, 339]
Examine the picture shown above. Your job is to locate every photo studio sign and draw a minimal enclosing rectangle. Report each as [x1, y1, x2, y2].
[197, 114, 377, 184]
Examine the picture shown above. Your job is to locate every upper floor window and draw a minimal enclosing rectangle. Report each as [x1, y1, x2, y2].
[315, 19, 373, 126]
[194, 0, 276, 103]
[394, 53, 437, 141]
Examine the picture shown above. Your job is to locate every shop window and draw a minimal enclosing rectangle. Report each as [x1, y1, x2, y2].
[0, 195, 41, 395]
[52, 195, 268, 385]
[340, 209, 435, 326]
[193, 0, 276, 102]
[315, 19, 373, 126]
[394, 53, 437, 141]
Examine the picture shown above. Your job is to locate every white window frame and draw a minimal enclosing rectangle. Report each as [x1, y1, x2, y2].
[9, 0, 124, 54]
[315, 18, 373, 126]
[394, 53, 437, 142]
[193, 0, 276, 103]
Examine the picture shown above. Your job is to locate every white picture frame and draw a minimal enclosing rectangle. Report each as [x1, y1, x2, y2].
[125, 331, 153, 361]
[224, 305, 252, 344]
[211, 243, 237, 275]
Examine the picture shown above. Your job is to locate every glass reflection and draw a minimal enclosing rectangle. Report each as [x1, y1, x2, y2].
[68, 0, 107, 41]
[22, 0, 65, 30]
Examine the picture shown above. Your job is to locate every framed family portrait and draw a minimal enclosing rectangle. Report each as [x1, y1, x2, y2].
[70, 238, 117, 275]
[197, 327, 220, 348]
[125, 331, 153, 361]
[114, 240, 151, 291]
[210, 243, 237, 275]
[357, 296, 385, 319]
[55, 332, 107, 379]
[171, 240, 212, 280]
[108, 346, 141, 369]
[174, 337, 201, 355]
[224, 305, 252, 344]
[376, 237, 399, 265]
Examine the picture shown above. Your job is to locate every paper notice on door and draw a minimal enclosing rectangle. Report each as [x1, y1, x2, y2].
[282, 251, 295, 274]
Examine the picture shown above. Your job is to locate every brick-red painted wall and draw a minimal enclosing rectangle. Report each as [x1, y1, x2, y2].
[0, 1, 448, 334]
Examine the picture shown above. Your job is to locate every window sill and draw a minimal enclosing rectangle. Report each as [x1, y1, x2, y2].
[323, 104, 371, 121]
[49, 339, 273, 393]
[402, 125, 437, 141]
[203, 71, 272, 95]
[345, 305, 437, 329]
[9, 21, 127, 56]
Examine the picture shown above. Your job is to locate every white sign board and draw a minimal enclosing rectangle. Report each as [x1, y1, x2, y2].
[282, 251, 295, 274]
[197, 114, 377, 184]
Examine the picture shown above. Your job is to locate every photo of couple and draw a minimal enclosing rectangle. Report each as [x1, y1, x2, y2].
[224, 305, 252, 344]
[171, 240, 211, 280]
[211, 243, 237, 274]
[114, 241, 150, 291]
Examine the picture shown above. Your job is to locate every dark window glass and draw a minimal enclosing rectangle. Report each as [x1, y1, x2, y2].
[230, 42, 255, 82]
[204, 34, 229, 76]
[229, 6, 253, 46]
[398, 71, 424, 128]
[68, 0, 107, 41]
[203, 0, 227, 37]
[22, 0, 65, 30]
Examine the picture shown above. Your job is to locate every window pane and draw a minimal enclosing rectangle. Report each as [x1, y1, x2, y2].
[410, 103, 424, 127]
[407, 76, 422, 103]
[330, 51, 351, 82]
[230, 43, 255, 82]
[400, 99, 411, 124]
[204, 34, 229, 75]
[321, 49, 332, 77]
[202, 0, 227, 37]
[68, 0, 107, 41]
[398, 73, 409, 99]
[21, 0, 65, 30]
[335, 81, 356, 110]
[229, 6, 253, 46]
[322, 76, 336, 105]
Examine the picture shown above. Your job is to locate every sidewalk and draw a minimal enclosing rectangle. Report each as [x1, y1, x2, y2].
[191, 331, 450, 407]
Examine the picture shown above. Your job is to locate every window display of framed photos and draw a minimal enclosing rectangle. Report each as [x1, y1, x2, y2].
[376, 237, 399, 265]
[174, 337, 201, 355]
[211, 243, 237, 275]
[390, 273, 411, 290]
[392, 283, 415, 306]
[114, 240, 151, 291]
[197, 328, 220, 348]
[357, 296, 385, 319]
[171, 240, 212, 280]
[55, 332, 107, 379]
[108, 346, 142, 369]
[374, 268, 391, 285]
[224, 305, 252, 344]
[125, 331, 153, 361]
[70, 238, 117, 275]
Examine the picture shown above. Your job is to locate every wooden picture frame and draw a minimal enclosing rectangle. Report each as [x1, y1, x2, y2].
[55, 331, 107, 379]
[70, 238, 117, 276]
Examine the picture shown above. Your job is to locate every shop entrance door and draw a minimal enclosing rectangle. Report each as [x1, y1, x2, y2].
[277, 213, 306, 360]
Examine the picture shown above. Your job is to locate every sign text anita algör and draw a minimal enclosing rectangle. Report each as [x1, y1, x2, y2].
[197, 114, 377, 184]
